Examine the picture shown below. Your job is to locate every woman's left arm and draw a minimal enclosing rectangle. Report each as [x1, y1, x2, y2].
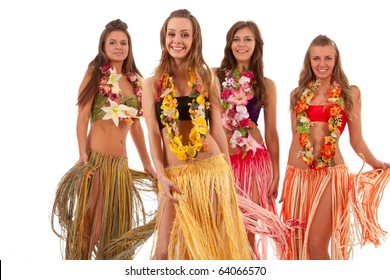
[263, 79, 280, 199]
[348, 86, 389, 169]
[129, 119, 157, 178]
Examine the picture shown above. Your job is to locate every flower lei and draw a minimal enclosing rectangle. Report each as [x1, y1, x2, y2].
[295, 78, 343, 169]
[221, 68, 261, 158]
[99, 64, 143, 126]
[159, 71, 210, 161]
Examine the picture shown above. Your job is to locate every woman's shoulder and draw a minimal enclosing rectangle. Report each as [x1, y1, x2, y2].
[264, 77, 276, 87]
[349, 84, 361, 101]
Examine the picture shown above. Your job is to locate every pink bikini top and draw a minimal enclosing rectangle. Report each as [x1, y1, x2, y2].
[306, 105, 348, 134]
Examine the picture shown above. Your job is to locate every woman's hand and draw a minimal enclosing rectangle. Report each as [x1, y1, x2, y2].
[78, 151, 88, 164]
[159, 175, 183, 203]
[144, 164, 157, 180]
[371, 160, 390, 170]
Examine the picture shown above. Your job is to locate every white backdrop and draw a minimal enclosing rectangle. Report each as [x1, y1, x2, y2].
[1, 0, 389, 278]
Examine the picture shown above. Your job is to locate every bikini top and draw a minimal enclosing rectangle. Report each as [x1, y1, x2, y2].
[306, 105, 348, 134]
[246, 95, 261, 126]
[90, 92, 140, 123]
[155, 96, 210, 130]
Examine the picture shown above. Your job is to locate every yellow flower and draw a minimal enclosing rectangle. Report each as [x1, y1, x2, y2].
[177, 149, 187, 161]
[194, 117, 208, 134]
[185, 146, 197, 158]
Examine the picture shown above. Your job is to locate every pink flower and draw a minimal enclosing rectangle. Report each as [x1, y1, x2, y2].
[128, 72, 138, 83]
[240, 132, 262, 154]
[227, 87, 252, 106]
[221, 88, 231, 100]
[238, 118, 250, 128]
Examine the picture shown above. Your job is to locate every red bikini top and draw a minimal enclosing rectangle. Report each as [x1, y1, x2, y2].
[306, 105, 348, 134]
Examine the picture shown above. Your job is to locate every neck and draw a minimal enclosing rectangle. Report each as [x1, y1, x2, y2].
[236, 63, 249, 71]
[111, 62, 124, 73]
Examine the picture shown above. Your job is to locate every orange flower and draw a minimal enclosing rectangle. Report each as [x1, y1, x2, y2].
[299, 133, 309, 147]
[327, 104, 341, 117]
[321, 143, 336, 159]
[296, 100, 307, 115]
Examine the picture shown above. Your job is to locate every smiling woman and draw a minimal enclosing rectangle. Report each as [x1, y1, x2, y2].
[280, 34, 390, 260]
[142, 9, 253, 260]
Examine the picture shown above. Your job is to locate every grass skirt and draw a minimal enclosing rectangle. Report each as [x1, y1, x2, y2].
[230, 145, 292, 259]
[51, 151, 157, 259]
[157, 154, 253, 259]
[280, 163, 390, 259]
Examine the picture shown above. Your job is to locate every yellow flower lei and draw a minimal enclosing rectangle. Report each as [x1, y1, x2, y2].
[159, 71, 210, 161]
[295, 78, 343, 169]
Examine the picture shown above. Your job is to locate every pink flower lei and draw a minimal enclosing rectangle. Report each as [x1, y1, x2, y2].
[221, 68, 261, 158]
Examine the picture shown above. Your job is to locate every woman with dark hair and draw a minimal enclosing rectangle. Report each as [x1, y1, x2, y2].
[216, 20, 287, 260]
[51, 19, 157, 260]
[280, 34, 390, 259]
[142, 9, 252, 260]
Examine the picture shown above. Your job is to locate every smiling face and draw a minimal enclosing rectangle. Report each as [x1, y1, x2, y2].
[309, 45, 336, 80]
[104, 30, 129, 63]
[231, 27, 255, 67]
[165, 17, 193, 61]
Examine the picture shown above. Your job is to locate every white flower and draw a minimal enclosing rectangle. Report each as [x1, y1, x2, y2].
[107, 67, 122, 94]
[101, 99, 138, 127]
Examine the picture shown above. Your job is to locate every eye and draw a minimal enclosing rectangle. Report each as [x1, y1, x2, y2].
[121, 41, 128, 46]
[167, 31, 175, 38]
[181, 32, 190, 38]
[244, 38, 253, 42]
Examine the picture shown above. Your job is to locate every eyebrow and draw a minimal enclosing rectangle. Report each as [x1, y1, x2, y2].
[167, 28, 192, 32]
[234, 35, 253, 38]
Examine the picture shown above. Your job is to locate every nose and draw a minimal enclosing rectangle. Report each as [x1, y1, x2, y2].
[173, 35, 182, 44]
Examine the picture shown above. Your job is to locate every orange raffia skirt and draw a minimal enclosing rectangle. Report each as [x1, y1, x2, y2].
[280, 163, 390, 260]
[230, 144, 292, 259]
[154, 154, 253, 260]
[51, 150, 157, 260]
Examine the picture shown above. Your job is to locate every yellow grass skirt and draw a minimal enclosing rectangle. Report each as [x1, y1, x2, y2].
[280, 164, 390, 259]
[51, 151, 157, 259]
[156, 154, 253, 259]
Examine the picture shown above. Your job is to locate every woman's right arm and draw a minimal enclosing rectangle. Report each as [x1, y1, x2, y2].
[142, 77, 182, 201]
[76, 71, 93, 164]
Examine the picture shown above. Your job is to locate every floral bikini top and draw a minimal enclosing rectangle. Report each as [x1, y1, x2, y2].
[90, 93, 140, 123]
[89, 64, 143, 126]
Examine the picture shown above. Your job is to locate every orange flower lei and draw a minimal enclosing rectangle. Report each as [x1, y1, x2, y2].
[295, 78, 343, 169]
[159, 71, 210, 161]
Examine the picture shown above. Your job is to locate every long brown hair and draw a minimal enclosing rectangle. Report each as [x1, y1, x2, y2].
[290, 35, 353, 113]
[77, 19, 142, 107]
[217, 21, 267, 108]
